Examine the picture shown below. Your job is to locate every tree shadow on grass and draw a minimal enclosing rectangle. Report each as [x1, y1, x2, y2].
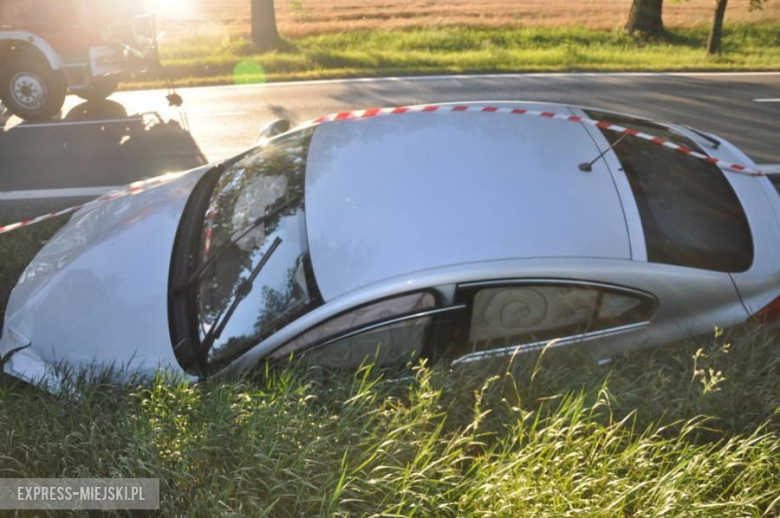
[228, 37, 299, 56]
[661, 29, 707, 48]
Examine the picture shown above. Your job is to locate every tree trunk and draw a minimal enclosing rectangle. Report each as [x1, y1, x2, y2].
[625, 0, 664, 36]
[252, 0, 281, 51]
[707, 0, 729, 54]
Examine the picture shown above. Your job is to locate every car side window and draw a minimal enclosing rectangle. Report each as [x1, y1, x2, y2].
[454, 283, 655, 359]
[268, 292, 437, 366]
[300, 316, 432, 370]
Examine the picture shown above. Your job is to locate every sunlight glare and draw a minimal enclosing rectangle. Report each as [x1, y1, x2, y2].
[144, 0, 194, 19]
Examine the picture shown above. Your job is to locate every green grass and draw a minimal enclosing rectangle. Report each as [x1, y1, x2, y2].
[125, 24, 780, 89]
[1, 328, 778, 515]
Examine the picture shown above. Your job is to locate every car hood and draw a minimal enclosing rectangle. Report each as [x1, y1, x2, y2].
[0, 166, 211, 388]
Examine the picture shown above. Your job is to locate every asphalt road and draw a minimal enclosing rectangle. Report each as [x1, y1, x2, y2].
[1, 72, 779, 199]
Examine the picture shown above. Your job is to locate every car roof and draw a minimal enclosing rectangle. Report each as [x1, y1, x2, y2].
[305, 102, 632, 301]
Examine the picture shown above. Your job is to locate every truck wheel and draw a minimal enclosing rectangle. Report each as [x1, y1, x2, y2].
[73, 76, 120, 103]
[0, 60, 67, 121]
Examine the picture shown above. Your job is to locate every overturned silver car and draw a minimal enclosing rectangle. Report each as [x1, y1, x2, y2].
[2, 102, 779, 390]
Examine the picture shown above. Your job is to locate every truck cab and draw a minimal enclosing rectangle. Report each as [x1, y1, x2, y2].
[0, 0, 159, 120]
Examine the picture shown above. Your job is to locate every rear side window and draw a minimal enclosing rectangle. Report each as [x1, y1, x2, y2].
[585, 110, 753, 273]
[445, 283, 656, 361]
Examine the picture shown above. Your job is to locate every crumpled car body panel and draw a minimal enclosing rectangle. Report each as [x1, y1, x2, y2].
[0, 166, 211, 388]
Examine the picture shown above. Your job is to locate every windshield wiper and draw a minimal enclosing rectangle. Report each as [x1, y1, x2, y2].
[177, 197, 296, 292]
[193, 236, 283, 367]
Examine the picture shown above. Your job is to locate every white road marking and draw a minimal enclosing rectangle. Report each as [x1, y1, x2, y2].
[754, 98, 780, 103]
[759, 164, 780, 174]
[3, 117, 145, 130]
[3, 111, 247, 130]
[0, 186, 119, 201]
[188, 71, 780, 92]
[185, 111, 250, 117]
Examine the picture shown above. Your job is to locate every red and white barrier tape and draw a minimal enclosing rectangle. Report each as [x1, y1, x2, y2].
[0, 105, 764, 236]
[0, 173, 185, 236]
[303, 104, 765, 177]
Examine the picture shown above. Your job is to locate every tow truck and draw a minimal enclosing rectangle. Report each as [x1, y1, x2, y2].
[0, 0, 161, 121]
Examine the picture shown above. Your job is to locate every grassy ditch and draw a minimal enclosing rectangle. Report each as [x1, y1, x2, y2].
[0, 328, 778, 515]
[124, 24, 780, 89]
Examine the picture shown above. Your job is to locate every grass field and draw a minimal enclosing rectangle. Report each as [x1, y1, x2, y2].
[1, 327, 777, 515]
[122, 23, 780, 89]
[155, 0, 780, 39]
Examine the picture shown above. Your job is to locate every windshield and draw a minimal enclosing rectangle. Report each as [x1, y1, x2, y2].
[585, 110, 753, 273]
[194, 127, 321, 368]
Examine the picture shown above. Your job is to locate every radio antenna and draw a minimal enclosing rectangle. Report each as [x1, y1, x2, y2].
[579, 133, 628, 172]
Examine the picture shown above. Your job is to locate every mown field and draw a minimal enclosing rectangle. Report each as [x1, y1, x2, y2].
[120, 23, 780, 89]
[108, 0, 780, 88]
[156, 0, 780, 39]
[1, 327, 778, 515]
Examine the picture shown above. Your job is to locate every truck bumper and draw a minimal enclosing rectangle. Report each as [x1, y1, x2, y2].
[89, 46, 126, 77]
[62, 44, 159, 89]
